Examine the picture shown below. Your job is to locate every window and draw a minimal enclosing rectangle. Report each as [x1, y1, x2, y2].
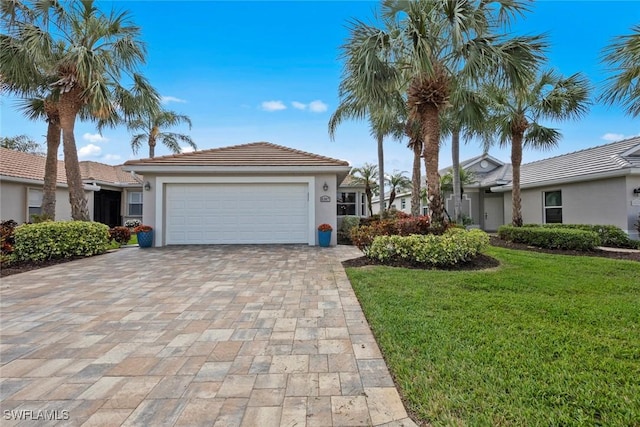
[401, 198, 406, 210]
[422, 206, 429, 216]
[544, 190, 562, 223]
[28, 188, 43, 220]
[337, 192, 356, 216]
[128, 191, 143, 216]
[361, 193, 366, 216]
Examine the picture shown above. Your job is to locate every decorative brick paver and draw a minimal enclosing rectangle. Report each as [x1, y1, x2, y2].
[0, 245, 416, 426]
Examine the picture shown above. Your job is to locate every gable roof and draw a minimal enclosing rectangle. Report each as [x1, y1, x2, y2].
[124, 142, 350, 167]
[0, 147, 138, 186]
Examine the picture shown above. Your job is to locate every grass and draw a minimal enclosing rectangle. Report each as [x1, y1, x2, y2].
[346, 246, 640, 426]
[107, 233, 138, 249]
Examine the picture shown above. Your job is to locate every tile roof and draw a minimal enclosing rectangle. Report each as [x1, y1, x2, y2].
[0, 147, 138, 185]
[123, 142, 350, 167]
[339, 174, 365, 188]
[518, 136, 640, 187]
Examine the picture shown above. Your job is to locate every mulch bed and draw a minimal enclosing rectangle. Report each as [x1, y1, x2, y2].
[342, 236, 640, 271]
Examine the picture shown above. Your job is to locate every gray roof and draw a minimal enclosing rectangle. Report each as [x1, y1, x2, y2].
[509, 136, 640, 189]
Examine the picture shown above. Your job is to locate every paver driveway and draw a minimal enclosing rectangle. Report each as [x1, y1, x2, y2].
[1, 245, 415, 427]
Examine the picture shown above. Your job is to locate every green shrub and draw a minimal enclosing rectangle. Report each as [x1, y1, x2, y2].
[337, 216, 361, 245]
[522, 223, 636, 248]
[108, 226, 132, 246]
[351, 215, 435, 252]
[13, 221, 110, 262]
[366, 228, 489, 267]
[499, 225, 600, 251]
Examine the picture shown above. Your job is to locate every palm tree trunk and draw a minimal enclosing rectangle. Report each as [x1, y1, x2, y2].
[410, 136, 422, 217]
[421, 105, 444, 226]
[149, 137, 155, 158]
[59, 91, 90, 221]
[388, 189, 396, 211]
[377, 133, 385, 217]
[365, 186, 373, 217]
[41, 110, 61, 220]
[511, 131, 524, 227]
[452, 128, 461, 222]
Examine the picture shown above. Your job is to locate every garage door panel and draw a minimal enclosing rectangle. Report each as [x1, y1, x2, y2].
[166, 183, 309, 244]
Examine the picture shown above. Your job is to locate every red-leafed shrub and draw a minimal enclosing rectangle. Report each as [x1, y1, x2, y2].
[109, 226, 131, 246]
[351, 215, 436, 252]
[1, 219, 18, 255]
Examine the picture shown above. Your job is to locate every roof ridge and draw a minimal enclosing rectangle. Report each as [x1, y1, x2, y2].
[523, 136, 640, 166]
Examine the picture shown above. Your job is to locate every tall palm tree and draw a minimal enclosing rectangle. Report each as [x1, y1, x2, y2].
[128, 110, 195, 158]
[385, 170, 412, 211]
[349, 163, 378, 216]
[352, 0, 545, 226]
[329, 20, 405, 215]
[600, 24, 640, 117]
[484, 70, 590, 226]
[4, 1, 157, 220]
[405, 118, 423, 216]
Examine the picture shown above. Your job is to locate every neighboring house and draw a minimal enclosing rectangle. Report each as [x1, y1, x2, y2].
[370, 137, 640, 238]
[0, 147, 143, 226]
[123, 142, 351, 246]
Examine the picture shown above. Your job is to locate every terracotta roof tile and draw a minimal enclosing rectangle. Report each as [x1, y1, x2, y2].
[0, 147, 137, 185]
[123, 142, 350, 167]
[0, 147, 67, 183]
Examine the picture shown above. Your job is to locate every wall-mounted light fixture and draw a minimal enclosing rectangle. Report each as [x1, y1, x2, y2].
[144, 181, 151, 191]
[634, 187, 640, 195]
[323, 182, 329, 192]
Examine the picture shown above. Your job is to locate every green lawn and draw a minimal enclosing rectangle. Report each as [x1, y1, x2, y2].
[346, 246, 640, 426]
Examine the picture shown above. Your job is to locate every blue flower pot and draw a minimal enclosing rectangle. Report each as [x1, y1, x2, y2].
[318, 230, 331, 247]
[137, 230, 153, 248]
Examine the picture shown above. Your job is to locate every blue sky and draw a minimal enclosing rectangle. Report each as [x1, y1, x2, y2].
[1, 0, 638, 174]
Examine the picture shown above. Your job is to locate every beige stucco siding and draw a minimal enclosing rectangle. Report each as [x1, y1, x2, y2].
[0, 181, 81, 222]
[503, 177, 633, 234]
[626, 176, 640, 239]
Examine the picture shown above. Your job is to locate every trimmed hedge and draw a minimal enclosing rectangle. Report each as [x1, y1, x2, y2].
[13, 221, 110, 262]
[499, 225, 600, 251]
[366, 228, 489, 267]
[522, 223, 638, 248]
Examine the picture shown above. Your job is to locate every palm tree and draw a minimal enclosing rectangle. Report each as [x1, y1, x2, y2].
[352, 0, 545, 226]
[0, 134, 42, 154]
[329, 20, 405, 216]
[385, 170, 412, 211]
[128, 110, 195, 158]
[484, 70, 590, 226]
[4, 1, 157, 220]
[349, 163, 378, 216]
[600, 24, 640, 117]
[440, 168, 476, 194]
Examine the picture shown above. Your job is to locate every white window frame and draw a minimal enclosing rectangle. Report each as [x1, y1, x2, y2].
[128, 191, 143, 217]
[360, 193, 366, 217]
[27, 188, 43, 221]
[337, 191, 357, 216]
[401, 198, 406, 210]
[543, 190, 563, 224]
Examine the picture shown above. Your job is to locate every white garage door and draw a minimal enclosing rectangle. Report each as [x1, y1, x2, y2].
[165, 183, 309, 244]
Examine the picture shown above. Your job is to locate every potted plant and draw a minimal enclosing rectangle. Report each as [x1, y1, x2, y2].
[133, 224, 153, 248]
[317, 223, 333, 247]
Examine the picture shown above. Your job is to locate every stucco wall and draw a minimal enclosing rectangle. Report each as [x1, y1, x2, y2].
[0, 181, 80, 222]
[626, 176, 640, 240]
[502, 176, 634, 234]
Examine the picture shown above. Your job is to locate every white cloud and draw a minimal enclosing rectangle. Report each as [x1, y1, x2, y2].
[292, 101, 307, 110]
[181, 146, 195, 153]
[83, 133, 109, 143]
[601, 133, 626, 142]
[161, 95, 188, 104]
[308, 100, 328, 113]
[78, 144, 102, 159]
[102, 154, 121, 162]
[261, 100, 287, 112]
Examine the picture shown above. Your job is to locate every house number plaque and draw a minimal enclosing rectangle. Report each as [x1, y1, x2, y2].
[320, 195, 331, 202]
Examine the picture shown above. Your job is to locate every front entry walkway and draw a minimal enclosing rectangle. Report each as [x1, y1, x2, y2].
[1, 246, 415, 426]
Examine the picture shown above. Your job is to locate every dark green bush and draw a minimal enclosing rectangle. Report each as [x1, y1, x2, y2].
[13, 221, 110, 262]
[337, 216, 360, 245]
[109, 226, 131, 246]
[499, 225, 600, 251]
[522, 223, 636, 248]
